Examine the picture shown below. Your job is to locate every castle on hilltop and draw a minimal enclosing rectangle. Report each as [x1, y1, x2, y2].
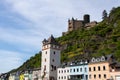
[63, 14, 97, 35]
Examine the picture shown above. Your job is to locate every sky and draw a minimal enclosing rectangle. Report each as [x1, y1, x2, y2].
[0, 0, 120, 73]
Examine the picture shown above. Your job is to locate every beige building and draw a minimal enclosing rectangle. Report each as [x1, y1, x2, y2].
[88, 55, 111, 80]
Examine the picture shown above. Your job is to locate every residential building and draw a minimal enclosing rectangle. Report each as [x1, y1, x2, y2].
[109, 62, 120, 80]
[20, 73, 24, 80]
[88, 55, 116, 80]
[24, 70, 32, 80]
[32, 68, 41, 80]
[57, 60, 88, 80]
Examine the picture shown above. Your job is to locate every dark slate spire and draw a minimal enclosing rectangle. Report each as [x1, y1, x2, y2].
[48, 35, 59, 45]
[42, 35, 59, 45]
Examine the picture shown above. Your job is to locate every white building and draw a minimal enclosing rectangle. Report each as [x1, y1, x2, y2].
[41, 35, 61, 80]
[32, 68, 41, 80]
[57, 66, 70, 80]
[57, 61, 88, 80]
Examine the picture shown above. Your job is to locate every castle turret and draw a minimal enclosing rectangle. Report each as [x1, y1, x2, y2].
[41, 35, 61, 80]
[84, 14, 90, 24]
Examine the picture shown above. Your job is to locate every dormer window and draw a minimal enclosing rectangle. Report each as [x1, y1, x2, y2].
[91, 58, 96, 62]
[96, 58, 100, 62]
[101, 56, 105, 61]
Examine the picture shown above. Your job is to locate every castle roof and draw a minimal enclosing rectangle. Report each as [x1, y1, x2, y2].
[42, 35, 59, 46]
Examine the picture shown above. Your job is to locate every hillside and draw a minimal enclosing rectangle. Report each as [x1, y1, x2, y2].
[57, 7, 120, 62]
[11, 6, 120, 72]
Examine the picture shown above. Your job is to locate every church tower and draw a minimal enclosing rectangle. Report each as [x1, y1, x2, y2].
[41, 35, 61, 80]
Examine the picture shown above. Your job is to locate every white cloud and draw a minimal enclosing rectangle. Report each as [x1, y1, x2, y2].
[0, 50, 24, 73]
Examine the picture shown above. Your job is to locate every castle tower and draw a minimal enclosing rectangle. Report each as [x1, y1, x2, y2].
[84, 14, 90, 24]
[41, 35, 61, 80]
[68, 18, 75, 32]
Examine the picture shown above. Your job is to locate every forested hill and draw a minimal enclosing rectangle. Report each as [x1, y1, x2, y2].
[57, 7, 120, 62]
[11, 6, 120, 72]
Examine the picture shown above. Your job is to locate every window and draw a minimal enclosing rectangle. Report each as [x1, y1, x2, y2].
[67, 70, 69, 73]
[61, 70, 63, 73]
[73, 69, 75, 72]
[54, 66, 56, 70]
[52, 59, 54, 62]
[64, 70, 66, 73]
[77, 68, 79, 72]
[104, 74, 106, 78]
[44, 65, 46, 70]
[70, 69, 72, 72]
[59, 76, 60, 79]
[89, 75, 91, 79]
[98, 66, 100, 71]
[46, 51, 47, 54]
[53, 51, 56, 55]
[64, 76, 66, 79]
[80, 68, 82, 72]
[99, 74, 101, 79]
[94, 75, 96, 79]
[103, 66, 106, 70]
[85, 68, 87, 72]
[59, 70, 60, 73]
[89, 67, 91, 71]
[61, 76, 63, 79]
[93, 67, 96, 71]
[45, 58, 46, 62]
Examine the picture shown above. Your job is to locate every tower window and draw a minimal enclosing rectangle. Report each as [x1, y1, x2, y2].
[52, 59, 55, 62]
[46, 51, 47, 54]
[54, 66, 56, 70]
[53, 51, 56, 55]
[45, 58, 46, 62]
[44, 65, 46, 70]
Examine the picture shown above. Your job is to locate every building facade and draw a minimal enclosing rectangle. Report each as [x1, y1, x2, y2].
[32, 68, 41, 80]
[88, 55, 120, 80]
[41, 35, 61, 80]
[57, 61, 88, 80]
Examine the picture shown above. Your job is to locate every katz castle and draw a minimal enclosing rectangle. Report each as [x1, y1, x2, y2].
[63, 14, 97, 35]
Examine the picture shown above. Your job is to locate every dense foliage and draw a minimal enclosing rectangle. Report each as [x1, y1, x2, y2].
[57, 7, 120, 62]
[11, 7, 120, 72]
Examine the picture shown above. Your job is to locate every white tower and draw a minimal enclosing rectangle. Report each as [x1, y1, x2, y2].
[41, 35, 61, 80]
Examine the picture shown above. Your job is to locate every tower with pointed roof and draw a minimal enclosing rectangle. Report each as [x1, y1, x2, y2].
[41, 35, 61, 80]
